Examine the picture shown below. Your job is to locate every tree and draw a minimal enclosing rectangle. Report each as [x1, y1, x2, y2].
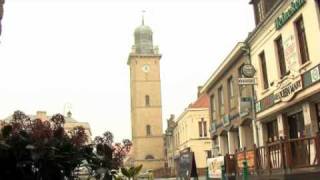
[0, 110, 91, 180]
[88, 131, 132, 180]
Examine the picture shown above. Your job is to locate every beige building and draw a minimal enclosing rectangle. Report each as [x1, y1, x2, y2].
[248, 0, 320, 146]
[127, 18, 165, 171]
[164, 93, 212, 175]
[200, 42, 255, 156]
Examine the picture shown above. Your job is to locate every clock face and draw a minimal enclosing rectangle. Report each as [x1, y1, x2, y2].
[142, 64, 150, 72]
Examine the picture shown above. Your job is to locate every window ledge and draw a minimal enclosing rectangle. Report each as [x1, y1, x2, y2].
[299, 61, 312, 73]
[261, 88, 270, 95]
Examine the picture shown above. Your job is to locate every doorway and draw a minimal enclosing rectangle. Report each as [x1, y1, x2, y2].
[287, 111, 305, 139]
[287, 111, 308, 166]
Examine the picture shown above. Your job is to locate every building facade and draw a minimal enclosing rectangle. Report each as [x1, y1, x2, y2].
[248, 0, 320, 146]
[201, 42, 255, 157]
[127, 19, 165, 171]
[164, 93, 213, 175]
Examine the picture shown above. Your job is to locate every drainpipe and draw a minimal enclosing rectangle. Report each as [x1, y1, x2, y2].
[242, 42, 260, 148]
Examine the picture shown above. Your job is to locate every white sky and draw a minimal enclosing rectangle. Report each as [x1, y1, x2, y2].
[0, 0, 255, 141]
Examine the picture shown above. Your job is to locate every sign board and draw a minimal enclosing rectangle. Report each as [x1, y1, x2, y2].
[211, 122, 217, 133]
[236, 150, 255, 172]
[177, 152, 198, 179]
[274, 79, 302, 102]
[284, 35, 299, 74]
[275, 0, 306, 30]
[222, 115, 230, 127]
[238, 78, 256, 85]
[207, 156, 224, 179]
[239, 97, 252, 117]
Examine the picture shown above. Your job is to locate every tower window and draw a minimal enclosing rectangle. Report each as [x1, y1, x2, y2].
[145, 154, 155, 160]
[145, 95, 150, 106]
[146, 125, 151, 136]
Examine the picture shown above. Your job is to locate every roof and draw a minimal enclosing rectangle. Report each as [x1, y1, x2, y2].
[189, 94, 209, 108]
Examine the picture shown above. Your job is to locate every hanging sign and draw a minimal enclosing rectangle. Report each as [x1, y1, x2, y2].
[241, 64, 256, 78]
[238, 78, 256, 85]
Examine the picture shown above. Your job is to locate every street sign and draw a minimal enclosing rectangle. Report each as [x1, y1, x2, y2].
[238, 78, 256, 85]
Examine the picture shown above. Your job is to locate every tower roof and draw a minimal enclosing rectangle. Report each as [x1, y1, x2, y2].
[133, 14, 154, 54]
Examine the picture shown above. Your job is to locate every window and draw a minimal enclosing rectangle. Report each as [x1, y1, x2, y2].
[199, 118, 207, 138]
[266, 120, 278, 142]
[295, 17, 309, 64]
[145, 155, 155, 160]
[210, 95, 216, 121]
[206, 150, 212, 158]
[228, 77, 236, 109]
[146, 125, 151, 136]
[203, 121, 207, 137]
[198, 121, 203, 137]
[145, 95, 150, 106]
[259, 51, 269, 89]
[275, 36, 287, 78]
[218, 86, 224, 115]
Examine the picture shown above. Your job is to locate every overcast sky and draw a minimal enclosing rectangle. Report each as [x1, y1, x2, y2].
[0, 0, 254, 141]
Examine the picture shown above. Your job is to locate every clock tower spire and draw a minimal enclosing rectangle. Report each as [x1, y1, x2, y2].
[127, 16, 164, 171]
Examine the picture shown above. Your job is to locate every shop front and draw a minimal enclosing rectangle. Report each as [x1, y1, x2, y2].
[254, 64, 320, 175]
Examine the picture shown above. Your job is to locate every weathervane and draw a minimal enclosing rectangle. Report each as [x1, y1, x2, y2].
[142, 10, 146, 25]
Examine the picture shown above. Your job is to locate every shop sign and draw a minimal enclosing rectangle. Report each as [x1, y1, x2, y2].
[303, 65, 320, 88]
[241, 64, 256, 78]
[284, 35, 299, 74]
[222, 115, 230, 127]
[275, 0, 306, 30]
[211, 122, 217, 133]
[207, 156, 224, 179]
[311, 66, 320, 83]
[238, 78, 256, 85]
[274, 79, 302, 102]
[239, 97, 252, 117]
[177, 152, 198, 179]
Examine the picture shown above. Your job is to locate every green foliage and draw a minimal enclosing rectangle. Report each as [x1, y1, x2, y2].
[121, 164, 143, 179]
[0, 110, 132, 179]
[0, 111, 90, 180]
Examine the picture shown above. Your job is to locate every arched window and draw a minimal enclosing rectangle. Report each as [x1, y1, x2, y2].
[145, 95, 150, 106]
[145, 154, 155, 160]
[146, 125, 151, 136]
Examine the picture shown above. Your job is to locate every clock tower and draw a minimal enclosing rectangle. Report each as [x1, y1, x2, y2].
[127, 17, 164, 171]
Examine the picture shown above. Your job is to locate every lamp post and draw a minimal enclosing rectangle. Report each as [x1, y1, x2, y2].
[240, 44, 260, 148]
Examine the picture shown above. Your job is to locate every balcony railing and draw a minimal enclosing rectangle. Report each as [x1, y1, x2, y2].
[223, 134, 320, 176]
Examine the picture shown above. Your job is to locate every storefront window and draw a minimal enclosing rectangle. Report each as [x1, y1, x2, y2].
[316, 103, 320, 131]
[266, 120, 278, 142]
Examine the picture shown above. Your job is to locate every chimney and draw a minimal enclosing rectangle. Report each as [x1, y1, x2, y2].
[197, 86, 203, 98]
[36, 111, 47, 121]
